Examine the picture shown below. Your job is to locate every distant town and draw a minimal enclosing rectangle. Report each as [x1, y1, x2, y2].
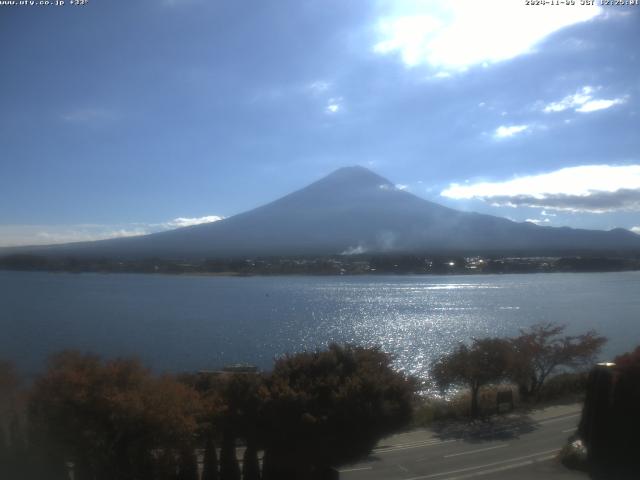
[1, 253, 639, 276]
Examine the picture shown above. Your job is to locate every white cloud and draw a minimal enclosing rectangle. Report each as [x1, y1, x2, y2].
[373, 0, 601, 71]
[441, 164, 640, 213]
[308, 81, 331, 94]
[576, 98, 626, 113]
[164, 216, 224, 228]
[0, 215, 224, 247]
[0, 225, 148, 247]
[432, 71, 452, 79]
[632, 226, 640, 234]
[36, 229, 147, 244]
[494, 125, 529, 139]
[341, 245, 368, 255]
[305, 83, 343, 115]
[325, 97, 343, 114]
[543, 86, 594, 112]
[525, 218, 550, 225]
[395, 184, 409, 191]
[543, 86, 627, 113]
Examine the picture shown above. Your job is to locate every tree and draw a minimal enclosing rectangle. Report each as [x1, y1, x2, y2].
[29, 351, 202, 480]
[181, 370, 263, 480]
[219, 372, 265, 451]
[0, 360, 20, 444]
[155, 449, 178, 480]
[242, 443, 260, 480]
[201, 435, 219, 480]
[0, 415, 16, 479]
[0, 360, 30, 479]
[432, 338, 512, 418]
[177, 446, 199, 480]
[509, 323, 606, 400]
[219, 428, 240, 480]
[578, 345, 640, 475]
[8, 413, 26, 464]
[614, 345, 640, 370]
[611, 344, 640, 472]
[261, 344, 415, 479]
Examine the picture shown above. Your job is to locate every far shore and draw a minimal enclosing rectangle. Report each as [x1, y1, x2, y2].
[2, 252, 640, 277]
[2, 267, 640, 278]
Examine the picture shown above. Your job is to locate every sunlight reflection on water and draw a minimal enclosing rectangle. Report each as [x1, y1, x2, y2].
[277, 274, 640, 389]
[2, 272, 640, 389]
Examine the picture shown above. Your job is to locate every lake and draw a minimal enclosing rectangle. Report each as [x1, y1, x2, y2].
[1, 271, 639, 380]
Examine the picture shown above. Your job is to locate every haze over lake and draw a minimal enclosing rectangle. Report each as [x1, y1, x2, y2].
[2, 271, 638, 380]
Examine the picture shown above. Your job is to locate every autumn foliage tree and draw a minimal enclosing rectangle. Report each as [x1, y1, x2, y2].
[509, 323, 606, 400]
[180, 369, 265, 480]
[0, 360, 24, 479]
[260, 344, 415, 479]
[431, 338, 512, 418]
[28, 351, 202, 480]
[0, 344, 419, 479]
[614, 345, 640, 370]
[219, 373, 265, 480]
[0, 359, 19, 430]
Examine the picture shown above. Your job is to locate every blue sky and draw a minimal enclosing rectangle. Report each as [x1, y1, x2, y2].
[1, 0, 639, 246]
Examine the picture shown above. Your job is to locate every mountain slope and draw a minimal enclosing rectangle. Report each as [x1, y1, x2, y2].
[6, 166, 640, 258]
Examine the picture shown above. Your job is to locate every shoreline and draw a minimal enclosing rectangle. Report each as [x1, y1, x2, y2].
[1, 267, 639, 278]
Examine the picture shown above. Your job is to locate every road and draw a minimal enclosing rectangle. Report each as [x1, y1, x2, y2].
[339, 404, 587, 480]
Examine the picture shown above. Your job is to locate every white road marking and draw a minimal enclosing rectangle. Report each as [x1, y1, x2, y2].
[404, 448, 561, 480]
[338, 466, 372, 473]
[375, 438, 456, 454]
[443, 443, 509, 458]
[562, 427, 577, 433]
[537, 413, 580, 425]
[441, 454, 558, 479]
[376, 439, 440, 450]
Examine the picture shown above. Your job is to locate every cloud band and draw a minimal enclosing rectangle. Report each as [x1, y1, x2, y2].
[441, 164, 640, 213]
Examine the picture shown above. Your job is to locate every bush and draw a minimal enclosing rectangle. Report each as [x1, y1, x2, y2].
[412, 373, 587, 428]
[559, 439, 588, 472]
[412, 398, 451, 426]
[412, 384, 519, 426]
[536, 372, 588, 403]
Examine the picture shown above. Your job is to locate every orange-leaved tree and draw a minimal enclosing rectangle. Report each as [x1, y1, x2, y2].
[431, 337, 512, 418]
[509, 323, 606, 400]
[29, 351, 202, 480]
